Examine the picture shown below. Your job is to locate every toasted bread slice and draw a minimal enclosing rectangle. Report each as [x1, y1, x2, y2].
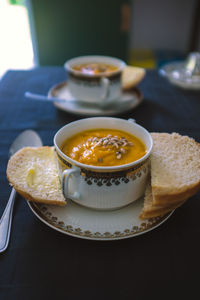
[139, 182, 185, 219]
[122, 65, 146, 90]
[150, 133, 200, 206]
[6, 146, 66, 206]
[140, 132, 200, 219]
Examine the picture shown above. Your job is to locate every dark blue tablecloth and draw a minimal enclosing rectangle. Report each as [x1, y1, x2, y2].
[0, 67, 200, 300]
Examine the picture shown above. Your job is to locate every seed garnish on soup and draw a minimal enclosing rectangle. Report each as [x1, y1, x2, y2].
[61, 129, 147, 166]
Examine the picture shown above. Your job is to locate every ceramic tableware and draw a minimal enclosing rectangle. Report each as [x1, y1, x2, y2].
[64, 55, 126, 107]
[54, 117, 153, 210]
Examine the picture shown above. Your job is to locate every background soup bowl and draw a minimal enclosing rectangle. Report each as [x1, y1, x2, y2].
[54, 117, 153, 210]
[64, 55, 126, 107]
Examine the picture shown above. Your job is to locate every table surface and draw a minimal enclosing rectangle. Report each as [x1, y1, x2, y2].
[0, 67, 200, 300]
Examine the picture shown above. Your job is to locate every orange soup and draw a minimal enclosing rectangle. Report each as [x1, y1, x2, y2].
[72, 63, 119, 75]
[61, 129, 147, 166]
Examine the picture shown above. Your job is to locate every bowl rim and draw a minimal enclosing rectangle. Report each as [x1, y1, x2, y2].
[54, 117, 153, 171]
[64, 55, 126, 78]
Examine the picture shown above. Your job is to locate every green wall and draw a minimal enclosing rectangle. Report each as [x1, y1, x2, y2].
[30, 0, 131, 65]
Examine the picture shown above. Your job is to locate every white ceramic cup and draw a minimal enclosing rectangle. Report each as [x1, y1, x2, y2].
[64, 55, 126, 107]
[54, 117, 153, 210]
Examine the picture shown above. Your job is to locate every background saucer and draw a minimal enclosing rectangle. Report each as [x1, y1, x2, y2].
[48, 81, 143, 116]
[160, 62, 200, 90]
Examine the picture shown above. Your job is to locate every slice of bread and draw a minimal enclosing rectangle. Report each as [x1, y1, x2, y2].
[151, 132, 200, 205]
[6, 146, 66, 206]
[122, 66, 146, 90]
[140, 132, 200, 219]
[139, 182, 185, 219]
[6, 133, 200, 219]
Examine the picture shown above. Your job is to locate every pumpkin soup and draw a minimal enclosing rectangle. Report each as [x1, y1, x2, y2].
[61, 129, 147, 166]
[72, 63, 119, 75]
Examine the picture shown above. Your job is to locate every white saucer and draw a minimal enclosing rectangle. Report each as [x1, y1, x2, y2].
[27, 197, 173, 241]
[160, 62, 200, 90]
[48, 81, 143, 116]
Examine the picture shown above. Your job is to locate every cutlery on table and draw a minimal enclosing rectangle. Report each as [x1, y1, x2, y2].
[25, 91, 135, 106]
[25, 92, 68, 103]
[0, 130, 43, 253]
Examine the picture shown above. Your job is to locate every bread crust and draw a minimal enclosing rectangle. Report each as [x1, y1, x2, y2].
[139, 182, 185, 219]
[122, 66, 146, 90]
[152, 181, 200, 205]
[10, 185, 66, 206]
[139, 201, 184, 219]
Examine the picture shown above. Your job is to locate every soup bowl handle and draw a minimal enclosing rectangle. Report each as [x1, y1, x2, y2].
[61, 167, 80, 200]
[100, 77, 110, 105]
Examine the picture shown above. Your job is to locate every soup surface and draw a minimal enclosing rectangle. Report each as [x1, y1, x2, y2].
[61, 129, 147, 166]
[72, 63, 119, 75]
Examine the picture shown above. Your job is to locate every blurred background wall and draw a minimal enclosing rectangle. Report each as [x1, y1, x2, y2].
[0, 0, 199, 77]
[129, 0, 200, 68]
[28, 0, 200, 67]
[28, 0, 131, 65]
[131, 0, 197, 52]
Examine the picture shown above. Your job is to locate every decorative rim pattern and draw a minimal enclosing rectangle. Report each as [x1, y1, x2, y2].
[28, 201, 173, 241]
[83, 163, 149, 186]
[56, 150, 150, 187]
[68, 71, 121, 83]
